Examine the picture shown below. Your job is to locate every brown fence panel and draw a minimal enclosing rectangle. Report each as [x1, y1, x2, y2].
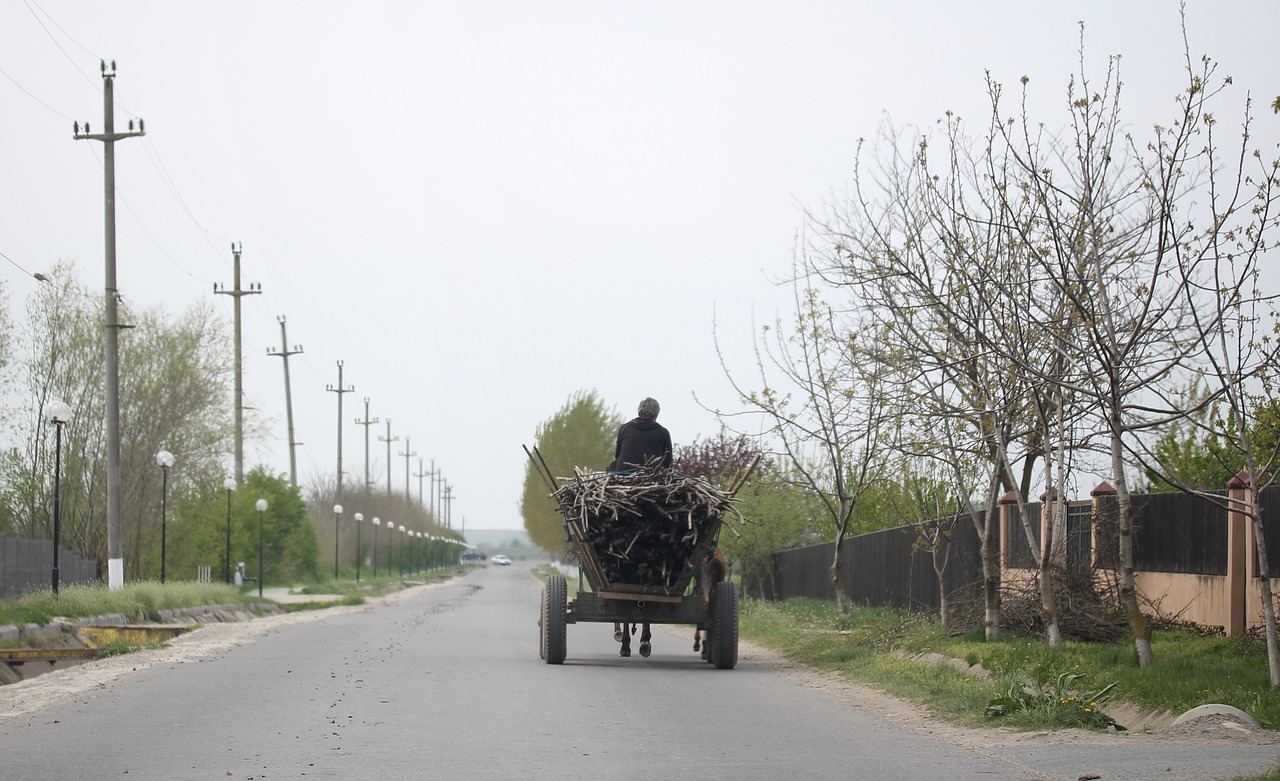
[1258, 485, 1280, 578]
[1093, 492, 1228, 576]
[0, 534, 98, 598]
[1004, 501, 1041, 569]
[751, 513, 991, 614]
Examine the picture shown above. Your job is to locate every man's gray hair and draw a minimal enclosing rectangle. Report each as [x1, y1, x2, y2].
[637, 397, 660, 419]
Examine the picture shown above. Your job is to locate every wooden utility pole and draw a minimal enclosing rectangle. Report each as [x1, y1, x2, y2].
[325, 361, 354, 501]
[266, 316, 303, 487]
[355, 398, 378, 490]
[74, 60, 144, 589]
[399, 437, 417, 503]
[215, 243, 261, 483]
[378, 420, 399, 494]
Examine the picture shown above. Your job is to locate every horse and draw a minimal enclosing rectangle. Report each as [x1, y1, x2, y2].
[614, 621, 652, 657]
[692, 549, 727, 658]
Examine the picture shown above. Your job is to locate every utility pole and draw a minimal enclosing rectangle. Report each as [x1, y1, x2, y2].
[378, 419, 399, 494]
[266, 316, 303, 487]
[74, 60, 144, 590]
[214, 242, 261, 483]
[399, 437, 417, 503]
[325, 361, 354, 501]
[444, 482, 454, 529]
[354, 398, 378, 490]
[428, 459, 438, 519]
[413, 458, 429, 507]
[435, 467, 445, 523]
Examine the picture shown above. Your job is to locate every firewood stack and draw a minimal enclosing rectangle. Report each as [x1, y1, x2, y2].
[552, 462, 741, 590]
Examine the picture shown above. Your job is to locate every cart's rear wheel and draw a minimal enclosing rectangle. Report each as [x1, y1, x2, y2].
[709, 580, 738, 669]
[541, 574, 567, 664]
[538, 582, 547, 660]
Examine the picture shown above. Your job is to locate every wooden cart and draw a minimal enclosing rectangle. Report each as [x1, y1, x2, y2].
[527, 454, 741, 669]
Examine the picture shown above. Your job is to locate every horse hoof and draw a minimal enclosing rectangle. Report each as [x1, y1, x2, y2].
[620, 646, 631, 658]
[639, 642, 651, 658]
[613, 630, 624, 642]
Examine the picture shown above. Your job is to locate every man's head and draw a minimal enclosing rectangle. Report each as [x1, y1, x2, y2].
[637, 397, 660, 419]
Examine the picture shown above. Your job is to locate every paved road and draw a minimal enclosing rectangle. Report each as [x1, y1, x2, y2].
[3, 563, 1279, 780]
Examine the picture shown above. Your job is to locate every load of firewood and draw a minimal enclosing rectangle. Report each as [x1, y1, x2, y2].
[550, 462, 744, 589]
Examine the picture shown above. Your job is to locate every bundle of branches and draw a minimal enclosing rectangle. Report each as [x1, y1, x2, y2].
[552, 462, 744, 589]
[996, 563, 1212, 643]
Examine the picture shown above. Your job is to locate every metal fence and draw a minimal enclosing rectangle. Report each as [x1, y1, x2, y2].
[744, 513, 990, 612]
[0, 534, 98, 598]
[746, 486, 1271, 611]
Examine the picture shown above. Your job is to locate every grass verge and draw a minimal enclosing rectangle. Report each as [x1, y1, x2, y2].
[0, 581, 254, 626]
[739, 598, 1280, 731]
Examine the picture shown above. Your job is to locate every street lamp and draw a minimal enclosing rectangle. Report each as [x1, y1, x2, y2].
[43, 400, 71, 595]
[398, 525, 406, 576]
[222, 478, 236, 584]
[255, 499, 268, 598]
[354, 512, 364, 582]
[333, 504, 344, 580]
[371, 517, 381, 577]
[155, 450, 175, 583]
[385, 519, 394, 576]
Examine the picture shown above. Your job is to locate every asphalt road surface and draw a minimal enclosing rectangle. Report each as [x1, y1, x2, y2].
[3, 562, 1280, 780]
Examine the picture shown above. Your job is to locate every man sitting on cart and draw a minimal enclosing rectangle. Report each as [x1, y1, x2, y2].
[606, 397, 673, 472]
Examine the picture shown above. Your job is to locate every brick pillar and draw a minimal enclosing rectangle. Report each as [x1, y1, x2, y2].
[999, 490, 1019, 574]
[1226, 471, 1251, 636]
[1091, 481, 1116, 571]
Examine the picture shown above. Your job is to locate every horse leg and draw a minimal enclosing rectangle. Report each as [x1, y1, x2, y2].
[639, 623, 652, 657]
[613, 622, 623, 643]
[619, 622, 632, 657]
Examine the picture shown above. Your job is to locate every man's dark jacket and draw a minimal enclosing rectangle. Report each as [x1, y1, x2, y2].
[607, 417, 673, 471]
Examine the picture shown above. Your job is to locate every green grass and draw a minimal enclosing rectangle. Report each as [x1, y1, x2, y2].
[0, 581, 253, 626]
[739, 599, 1280, 731]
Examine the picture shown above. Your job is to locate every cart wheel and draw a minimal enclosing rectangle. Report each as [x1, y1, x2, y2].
[538, 583, 547, 660]
[709, 580, 738, 670]
[541, 574, 567, 665]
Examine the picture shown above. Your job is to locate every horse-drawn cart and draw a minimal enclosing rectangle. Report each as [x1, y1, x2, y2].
[526, 450, 751, 670]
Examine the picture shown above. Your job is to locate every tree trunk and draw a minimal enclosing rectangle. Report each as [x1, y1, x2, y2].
[1248, 486, 1280, 687]
[1040, 493, 1063, 649]
[830, 549, 849, 614]
[1112, 435, 1153, 666]
[980, 522, 1001, 640]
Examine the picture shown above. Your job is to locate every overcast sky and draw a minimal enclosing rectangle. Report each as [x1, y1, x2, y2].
[2, 1, 1276, 533]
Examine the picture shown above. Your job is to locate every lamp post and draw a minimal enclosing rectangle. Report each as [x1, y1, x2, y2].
[354, 512, 364, 582]
[222, 478, 236, 584]
[398, 525, 406, 576]
[371, 517, 380, 577]
[43, 400, 72, 595]
[386, 520, 395, 576]
[155, 450, 175, 583]
[333, 504, 344, 581]
[255, 499, 268, 598]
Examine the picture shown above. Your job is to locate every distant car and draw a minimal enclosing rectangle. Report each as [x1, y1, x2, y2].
[490, 555, 512, 566]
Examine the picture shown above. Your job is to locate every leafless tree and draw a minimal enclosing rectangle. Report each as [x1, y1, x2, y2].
[716, 259, 897, 614]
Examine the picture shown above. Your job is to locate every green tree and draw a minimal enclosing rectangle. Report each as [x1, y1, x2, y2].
[520, 390, 621, 552]
[719, 467, 821, 599]
[1, 261, 235, 577]
[239, 468, 317, 584]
